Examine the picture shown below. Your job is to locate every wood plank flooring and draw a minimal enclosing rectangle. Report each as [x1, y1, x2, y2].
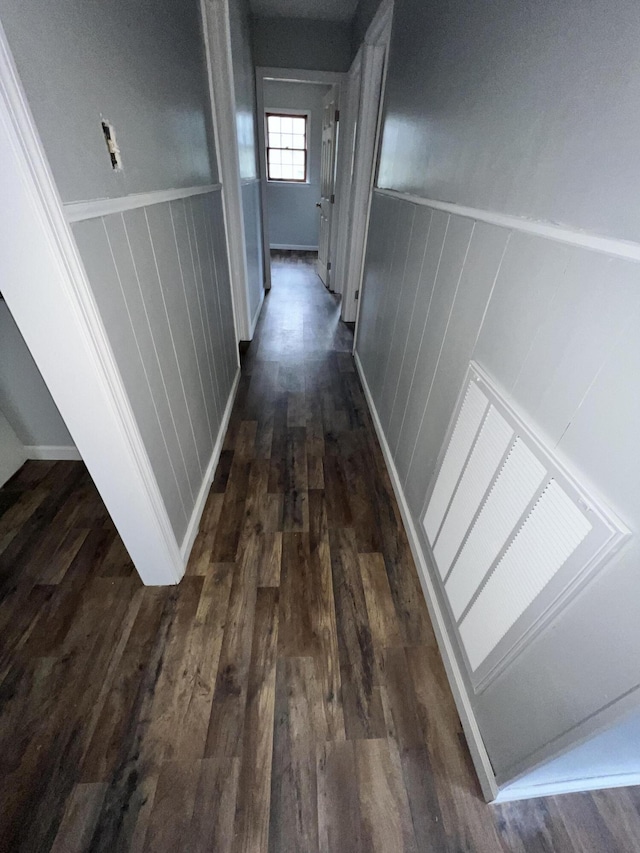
[1, 253, 640, 851]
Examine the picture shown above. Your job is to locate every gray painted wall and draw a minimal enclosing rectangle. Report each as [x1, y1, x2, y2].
[356, 0, 640, 787]
[251, 17, 352, 72]
[263, 81, 329, 249]
[3, 0, 238, 549]
[0, 0, 217, 203]
[230, 0, 264, 332]
[0, 301, 74, 448]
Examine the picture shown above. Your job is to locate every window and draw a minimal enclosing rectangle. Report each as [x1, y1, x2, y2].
[266, 113, 307, 182]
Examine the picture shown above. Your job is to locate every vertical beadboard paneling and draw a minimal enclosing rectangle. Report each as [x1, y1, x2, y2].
[72, 189, 236, 545]
[123, 207, 199, 502]
[405, 222, 510, 513]
[73, 217, 189, 537]
[394, 215, 474, 484]
[377, 205, 432, 431]
[386, 209, 448, 452]
[356, 188, 640, 778]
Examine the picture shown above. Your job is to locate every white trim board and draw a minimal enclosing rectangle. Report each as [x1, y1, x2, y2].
[25, 445, 82, 461]
[270, 244, 319, 251]
[354, 351, 499, 803]
[179, 366, 240, 563]
[374, 187, 640, 263]
[493, 771, 640, 804]
[258, 67, 345, 85]
[64, 184, 221, 222]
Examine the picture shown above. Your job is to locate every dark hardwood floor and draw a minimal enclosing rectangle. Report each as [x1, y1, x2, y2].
[1, 254, 640, 851]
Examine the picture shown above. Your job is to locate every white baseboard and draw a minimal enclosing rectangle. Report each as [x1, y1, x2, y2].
[270, 244, 318, 251]
[493, 771, 640, 803]
[24, 445, 82, 461]
[179, 366, 241, 565]
[248, 286, 265, 340]
[354, 351, 499, 803]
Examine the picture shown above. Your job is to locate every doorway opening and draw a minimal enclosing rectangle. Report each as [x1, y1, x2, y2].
[256, 68, 345, 294]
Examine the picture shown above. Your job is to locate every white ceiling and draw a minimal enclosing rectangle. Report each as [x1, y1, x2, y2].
[249, 0, 359, 22]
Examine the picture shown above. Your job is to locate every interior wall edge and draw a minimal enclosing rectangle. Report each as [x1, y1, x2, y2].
[354, 350, 499, 803]
[64, 183, 222, 223]
[375, 187, 640, 264]
[179, 364, 241, 565]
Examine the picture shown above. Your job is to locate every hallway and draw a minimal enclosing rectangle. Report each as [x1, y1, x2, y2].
[1, 257, 640, 851]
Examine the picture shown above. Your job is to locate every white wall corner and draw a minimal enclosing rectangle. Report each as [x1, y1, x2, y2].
[354, 351, 499, 803]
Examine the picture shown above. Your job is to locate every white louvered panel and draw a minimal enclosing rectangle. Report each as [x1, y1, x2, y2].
[432, 406, 514, 579]
[423, 381, 488, 545]
[445, 439, 547, 620]
[459, 480, 593, 670]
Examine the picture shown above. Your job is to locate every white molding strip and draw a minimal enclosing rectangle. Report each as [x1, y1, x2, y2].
[241, 176, 261, 186]
[375, 187, 640, 263]
[354, 351, 499, 803]
[179, 366, 240, 563]
[257, 66, 345, 85]
[25, 445, 82, 461]
[249, 287, 265, 340]
[64, 184, 221, 223]
[270, 244, 319, 251]
[493, 771, 640, 804]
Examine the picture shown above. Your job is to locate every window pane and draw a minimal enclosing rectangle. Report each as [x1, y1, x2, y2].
[280, 116, 293, 134]
[269, 163, 282, 180]
[293, 163, 305, 180]
[292, 150, 304, 166]
[268, 131, 281, 148]
[269, 149, 281, 165]
[292, 117, 306, 136]
[279, 133, 293, 150]
[267, 115, 281, 133]
[280, 150, 293, 167]
[281, 164, 295, 180]
[292, 134, 305, 150]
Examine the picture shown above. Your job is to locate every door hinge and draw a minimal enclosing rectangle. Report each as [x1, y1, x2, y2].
[327, 261, 332, 271]
[330, 193, 335, 204]
[335, 109, 340, 122]
[355, 289, 359, 300]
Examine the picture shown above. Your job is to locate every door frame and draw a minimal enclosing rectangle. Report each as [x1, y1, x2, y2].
[0, 20, 184, 584]
[255, 67, 345, 291]
[338, 0, 394, 327]
[200, 0, 251, 341]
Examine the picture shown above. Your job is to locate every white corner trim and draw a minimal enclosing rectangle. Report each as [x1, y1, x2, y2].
[24, 445, 82, 461]
[354, 350, 499, 803]
[64, 184, 222, 223]
[179, 366, 240, 564]
[270, 243, 319, 251]
[248, 287, 265, 340]
[493, 771, 640, 804]
[374, 188, 640, 263]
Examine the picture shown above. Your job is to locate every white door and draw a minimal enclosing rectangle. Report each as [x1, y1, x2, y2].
[0, 409, 25, 488]
[317, 86, 338, 288]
